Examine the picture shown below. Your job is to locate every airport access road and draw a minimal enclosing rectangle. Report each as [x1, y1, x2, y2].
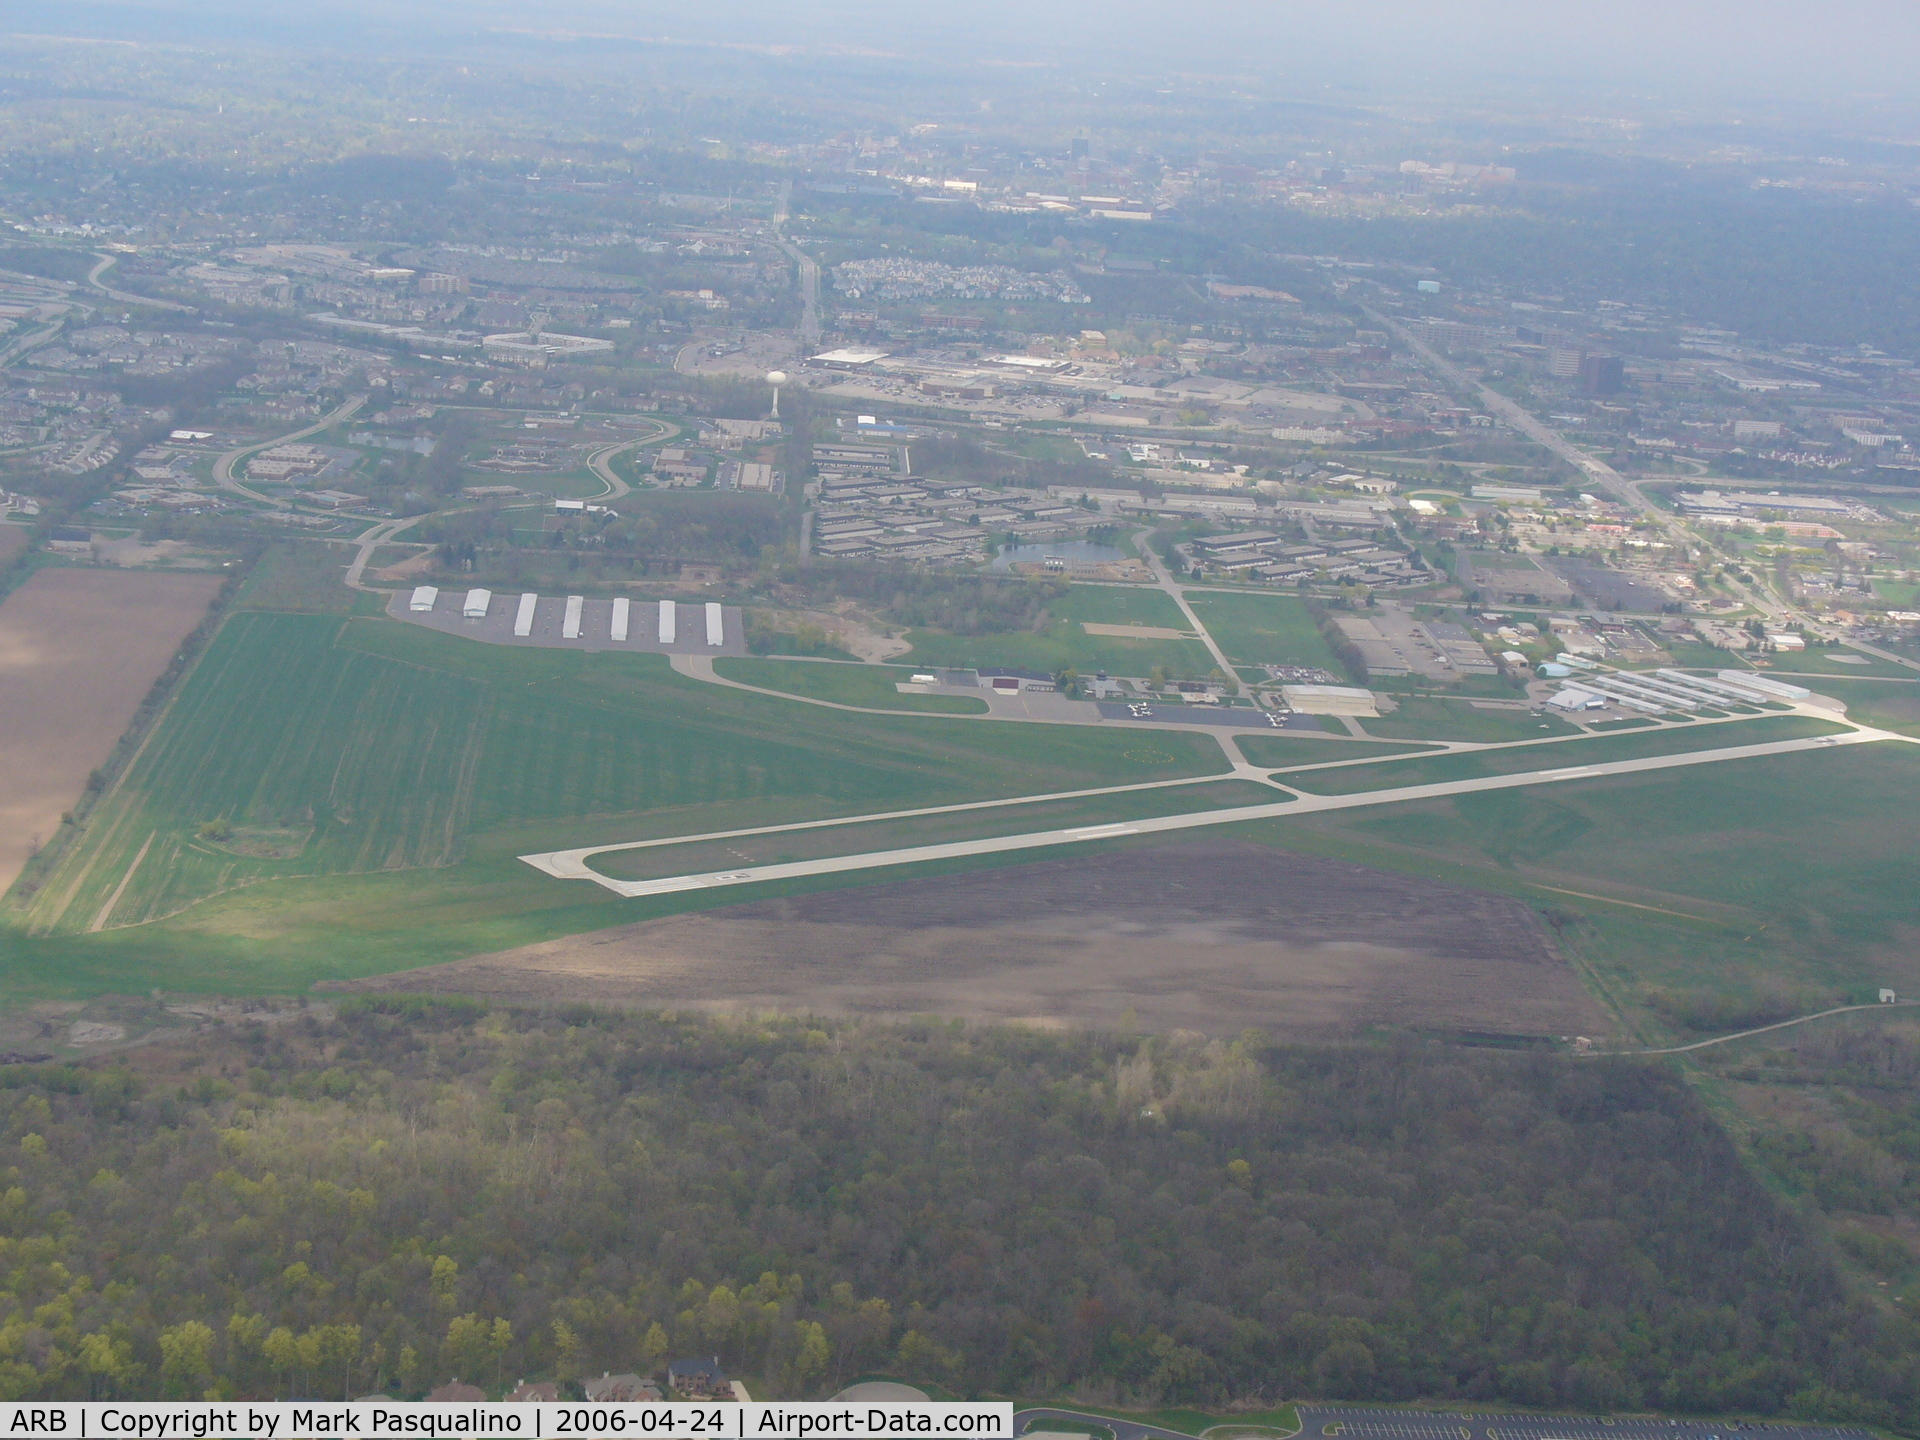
[585, 417, 675, 499]
[1132, 527, 1238, 677]
[523, 723, 1906, 898]
[213, 393, 368, 506]
[342, 511, 433, 591]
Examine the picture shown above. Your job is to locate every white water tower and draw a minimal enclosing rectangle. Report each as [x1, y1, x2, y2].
[766, 370, 788, 420]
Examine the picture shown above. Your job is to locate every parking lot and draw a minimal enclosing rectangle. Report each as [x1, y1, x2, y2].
[1297, 1405, 1871, 1440]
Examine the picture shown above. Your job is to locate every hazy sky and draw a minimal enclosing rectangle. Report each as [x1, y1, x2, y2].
[26, 0, 1920, 105]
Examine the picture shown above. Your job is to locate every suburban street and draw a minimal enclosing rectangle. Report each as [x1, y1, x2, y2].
[213, 393, 367, 506]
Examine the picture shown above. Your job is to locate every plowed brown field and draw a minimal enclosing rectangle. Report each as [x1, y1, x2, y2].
[333, 837, 1610, 1039]
[0, 568, 220, 893]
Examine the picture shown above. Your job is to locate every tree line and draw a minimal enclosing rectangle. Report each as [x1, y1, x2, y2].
[0, 1002, 1913, 1425]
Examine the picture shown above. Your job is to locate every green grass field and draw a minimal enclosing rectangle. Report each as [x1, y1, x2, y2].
[1662, 641, 1748, 670]
[1233, 734, 1443, 766]
[1237, 740, 1920, 1040]
[3, 610, 1228, 998]
[1789, 677, 1920, 736]
[1182, 592, 1345, 671]
[1361, 697, 1579, 742]
[899, 623, 1214, 677]
[21, 612, 490, 933]
[235, 540, 358, 614]
[1873, 578, 1920, 606]
[1280, 715, 1847, 793]
[1049, 586, 1191, 629]
[712, 658, 989, 713]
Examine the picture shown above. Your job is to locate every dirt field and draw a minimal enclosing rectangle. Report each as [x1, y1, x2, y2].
[334, 837, 1610, 1039]
[0, 568, 221, 893]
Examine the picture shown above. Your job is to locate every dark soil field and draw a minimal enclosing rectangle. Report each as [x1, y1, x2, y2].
[337, 837, 1608, 1039]
[0, 567, 219, 895]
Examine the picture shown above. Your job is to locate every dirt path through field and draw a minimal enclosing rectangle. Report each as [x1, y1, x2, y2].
[0, 569, 220, 894]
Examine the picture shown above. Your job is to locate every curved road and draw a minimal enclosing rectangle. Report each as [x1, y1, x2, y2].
[87, 252, 197, 313]
[343, 510, 436, 592]
[1625, 998, 1920, 1055]
[213, 394, 368, 506]
[585, 418, 675, 499]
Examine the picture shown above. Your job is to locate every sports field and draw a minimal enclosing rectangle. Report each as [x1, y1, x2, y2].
[8, 609, 1226, 989]
[711, 657, 988, 712]
[1182, 591, 1345, 671]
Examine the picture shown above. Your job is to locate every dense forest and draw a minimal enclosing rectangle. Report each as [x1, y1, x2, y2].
[776, 567, 1069, 636]
[1698, 1022, 1920, 1290]
[418, 492, 791, 582]
[0, 1002, 1914, 1419]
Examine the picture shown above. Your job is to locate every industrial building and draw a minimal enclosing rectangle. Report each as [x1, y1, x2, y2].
[1279, 684, 1379, 717]
[1545, 664, 1812, 716]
